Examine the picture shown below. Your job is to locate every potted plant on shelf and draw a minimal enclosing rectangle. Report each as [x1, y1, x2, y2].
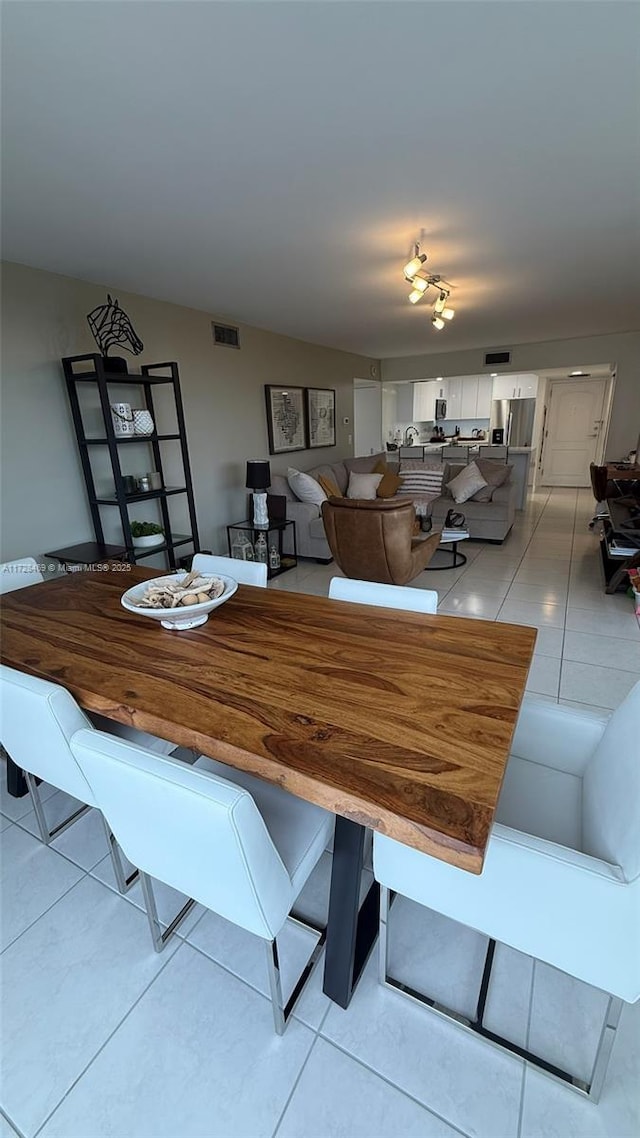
[131, 521, 165, 549]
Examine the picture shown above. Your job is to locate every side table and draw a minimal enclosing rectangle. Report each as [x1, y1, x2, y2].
[426, 530, 470, 570]
[226, 519, 297, 580]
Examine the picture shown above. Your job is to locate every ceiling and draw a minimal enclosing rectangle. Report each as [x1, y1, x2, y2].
[2, 2, 639, 359]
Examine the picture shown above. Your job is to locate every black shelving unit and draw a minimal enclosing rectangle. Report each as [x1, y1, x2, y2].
[62, 354, 200, 569]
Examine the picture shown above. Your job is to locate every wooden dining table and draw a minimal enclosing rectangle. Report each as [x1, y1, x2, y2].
[0, 565, 536, 1008]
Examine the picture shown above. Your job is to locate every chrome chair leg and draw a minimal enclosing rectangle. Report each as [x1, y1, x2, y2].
[264, 913, 327, 1035]
[139, 871, 196, 953]
[264, 939, 286, 1035]
[378, 889, 623, 1100]
[24, 771, 90, 844]
[98, 814, 139, 894]
[589, 995, 624, 1104]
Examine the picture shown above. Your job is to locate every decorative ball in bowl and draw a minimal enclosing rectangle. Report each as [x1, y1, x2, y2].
[121, 571, 238, 630]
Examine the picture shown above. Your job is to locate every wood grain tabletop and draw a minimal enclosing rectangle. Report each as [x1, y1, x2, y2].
[0, 566, 536, 873]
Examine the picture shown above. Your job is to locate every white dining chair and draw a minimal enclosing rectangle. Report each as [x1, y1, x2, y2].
[0, 557, 44, 593]
[372, 686, 640, 1102]
[0, 666, 138, 892]
[71, 727, 334, 1033]
[329, 576, 438, 612]
[192, 552, 267, 587]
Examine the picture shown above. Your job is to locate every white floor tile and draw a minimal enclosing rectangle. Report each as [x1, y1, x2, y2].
[528, 962, 610, 1085]
[531, 627, 565, 659]
[186, 911, 328, 1030]
[566, 606, 640, 641]
[498, 599, 565, 630]
[526, 654, 561, 697]
[0, 773, 56, 823]
[563, 630, 640, 672]
[0, 1113, 20, 1138]
[0, 825, 84, 950]
[438, 595, 502, 620]
[559, 699, 613, 716]
[520, 1000, 640, 1138]
[90, 854, 206, 938]
[559, 660, 638, 710]
[39, 942, 315, 1138]
[277, 1037, 462, 1138]
[1, 874, 180, 1136]
[321, 957, 524, 1138]
[386, 896, 488, 1020]
[445, 577, 512, 600]
[507, 581, 568, 606]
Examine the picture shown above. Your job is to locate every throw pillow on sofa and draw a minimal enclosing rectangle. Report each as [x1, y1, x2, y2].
[471, 459, 513, 502]
[317, 473, 343, 498]
[377, 469, 402, 498]
[287, 468, 327, 506]
[446, 461, 488, 505]
[346, 472, 384, 499]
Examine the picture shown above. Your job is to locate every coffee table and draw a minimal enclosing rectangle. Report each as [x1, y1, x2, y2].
[427, 529, 469, 570]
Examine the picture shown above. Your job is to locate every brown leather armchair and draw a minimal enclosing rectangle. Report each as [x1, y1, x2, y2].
[321, 497, 442, 586]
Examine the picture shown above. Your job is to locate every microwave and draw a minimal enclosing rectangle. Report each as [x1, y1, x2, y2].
[435, 398, 447, 420]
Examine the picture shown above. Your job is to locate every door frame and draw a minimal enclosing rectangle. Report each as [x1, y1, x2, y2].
[540, 374, 614, 486]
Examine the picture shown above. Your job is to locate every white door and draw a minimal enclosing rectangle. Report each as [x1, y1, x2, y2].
[354, 383, 382, 455]
[541, 379, 608, 486]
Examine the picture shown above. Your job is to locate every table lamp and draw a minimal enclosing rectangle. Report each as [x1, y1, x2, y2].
[246, 460, 271, 527]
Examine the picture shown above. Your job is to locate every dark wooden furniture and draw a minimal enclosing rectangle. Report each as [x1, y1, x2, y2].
[1, 568, 535, 1006]
[62, 355, 200, 570]
[44, 542, 129, 569]
[600, 498, 640, 593]
[605, 463, 640, 482]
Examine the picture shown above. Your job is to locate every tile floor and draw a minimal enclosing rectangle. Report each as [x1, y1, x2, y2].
[1, 488, 638, 1138]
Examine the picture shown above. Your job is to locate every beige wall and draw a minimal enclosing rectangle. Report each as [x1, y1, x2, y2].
[381, 331, 640, 462]
[0, 261, 377, 562]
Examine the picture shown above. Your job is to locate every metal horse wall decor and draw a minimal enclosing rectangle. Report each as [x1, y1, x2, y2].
[87, 295, 143, 372]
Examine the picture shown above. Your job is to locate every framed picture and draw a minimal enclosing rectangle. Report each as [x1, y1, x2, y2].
[264, 386, 307, 455]
[306, 387, 336, 449]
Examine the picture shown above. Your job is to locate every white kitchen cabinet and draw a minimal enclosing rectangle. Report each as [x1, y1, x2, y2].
[446, 377, 463, 417]
[396, 382, 415, 421]
[476, 376, 493, 417]
[492, 374, 539, 400]
[517, 374, 538, 399]
[413, 379, 444, 420]
[461, 377, 478, 418]
[413, 381, 433, 420]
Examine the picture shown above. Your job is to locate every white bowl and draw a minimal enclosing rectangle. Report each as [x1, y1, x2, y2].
[132, 533, 165, 549]
[121, 572, 238, 630]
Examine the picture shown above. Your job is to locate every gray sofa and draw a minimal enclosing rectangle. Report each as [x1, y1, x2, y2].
[271, 452, 516, 560]
[271, 453, 386, 559]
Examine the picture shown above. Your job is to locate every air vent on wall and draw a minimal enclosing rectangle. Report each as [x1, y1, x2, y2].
[484, 350, 511, 366]
[212, 322, 240, 349]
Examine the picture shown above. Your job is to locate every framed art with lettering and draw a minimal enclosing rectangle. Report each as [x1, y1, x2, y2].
[264, 386, 307, 454]
[306, 387, 336, 449]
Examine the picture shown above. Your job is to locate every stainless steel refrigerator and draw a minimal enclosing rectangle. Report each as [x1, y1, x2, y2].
[490, 399, 536, 447]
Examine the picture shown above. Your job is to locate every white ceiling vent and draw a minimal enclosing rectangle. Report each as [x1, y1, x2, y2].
[212, 322, 240, 348]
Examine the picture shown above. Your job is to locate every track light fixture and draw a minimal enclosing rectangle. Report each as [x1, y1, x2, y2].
[403, 243, 456, 329]
[403, 246, 428, 279]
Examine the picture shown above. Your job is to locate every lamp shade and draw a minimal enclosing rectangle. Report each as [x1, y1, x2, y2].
[246, 460, 271, 490]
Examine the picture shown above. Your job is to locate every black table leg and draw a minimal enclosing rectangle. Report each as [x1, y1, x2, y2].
[6, 754, 28, 797]
[323, 816, 380, 1008]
